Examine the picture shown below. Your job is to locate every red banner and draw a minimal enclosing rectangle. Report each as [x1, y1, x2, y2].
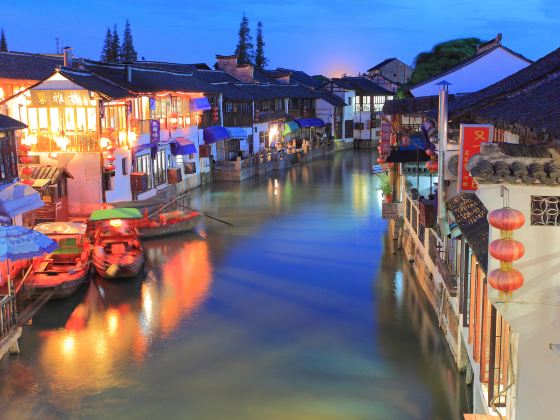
[458, 124, 494, 192]
[381, 122, 391, 155]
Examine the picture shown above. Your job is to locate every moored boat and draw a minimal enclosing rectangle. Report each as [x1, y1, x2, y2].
[89, 208, 145, 279]
[137, 210, 203, 239]
[29, 222, 92, 299]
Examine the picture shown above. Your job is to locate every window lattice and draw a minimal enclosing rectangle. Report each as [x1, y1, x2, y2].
[531, 196, 560, 226]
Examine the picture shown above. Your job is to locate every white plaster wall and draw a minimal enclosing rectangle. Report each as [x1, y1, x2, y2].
[411, 48, 531, 97]
[315, 99, 335, 138]
[477, 183, 560, 420]
[105, 148, 132, 203]
[33, 152, 103, 216]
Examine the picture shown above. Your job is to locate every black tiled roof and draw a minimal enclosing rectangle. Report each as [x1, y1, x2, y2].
[59, 68, 131, 99]
[447, 193, 489, 273]
[316, 91, 346, 107]
[0, 114, 26, 131]
[367, 57, 397, 72]
[276, 68, 324, 89]
[467, 143, 560, 185]
[383, 95, 456, 115]
[82, 61, 218, 94]
[449, 48, 560, 142]
[331, 77, 393, 95]
[0, 52, 65, 81]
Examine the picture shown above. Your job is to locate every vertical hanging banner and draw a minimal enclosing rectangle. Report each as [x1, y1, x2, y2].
[458, 124, 494, 192]
[380, 122, 391, 155]
[150, 119, 160, 144]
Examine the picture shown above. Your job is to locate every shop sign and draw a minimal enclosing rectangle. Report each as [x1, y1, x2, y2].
[150, 119, 160, 144]
[381, 122, 391, 154]
[30, 90, 91, 107]
[382, 202, 399, 220]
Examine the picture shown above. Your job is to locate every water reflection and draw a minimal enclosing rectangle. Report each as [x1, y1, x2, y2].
[0, 151, 465, 419]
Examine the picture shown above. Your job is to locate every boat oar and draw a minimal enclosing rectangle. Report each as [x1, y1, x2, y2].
[199, 212, 235, 227]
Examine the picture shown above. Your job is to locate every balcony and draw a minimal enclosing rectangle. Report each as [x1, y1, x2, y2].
[28, 132, 100, 153]
[223, 113, 253, 127]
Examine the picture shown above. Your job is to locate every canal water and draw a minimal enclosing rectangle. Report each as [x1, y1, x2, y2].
[0, 150, 466, 419]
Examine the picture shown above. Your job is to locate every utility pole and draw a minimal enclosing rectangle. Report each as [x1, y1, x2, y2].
[436, 80, 450, 234]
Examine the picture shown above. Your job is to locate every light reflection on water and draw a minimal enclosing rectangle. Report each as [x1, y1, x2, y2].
[0, 151, 465, 419]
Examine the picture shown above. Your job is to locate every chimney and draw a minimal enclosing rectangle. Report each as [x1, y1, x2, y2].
[124, 62, 132, 83]
[63, 46, 72, 68]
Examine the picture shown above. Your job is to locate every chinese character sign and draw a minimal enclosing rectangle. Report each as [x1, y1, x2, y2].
[30, 90, 91, 107]
[150, 119, 160, 144]
[381, 122, 391, 154]
[458, 124, 494, 192]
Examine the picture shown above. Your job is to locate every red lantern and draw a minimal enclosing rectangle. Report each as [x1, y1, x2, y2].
[20, 156, 33, 164]
[489, 239, 525, 262]
[426, 148, 434, 157]
[22, 178, 35, 185]
[107, 145, 116, 153]
[106, 154, 116, 162]
[402, 136, 410, 146]
[105, 165, 116, 172]
[377, 157, 385, 164]
[19, 144, 31, 153]
[489, 207, 525, 231]
[21, 166, 34, 176]
[488, 268, 524, 293]
[426, 159, 438, 173]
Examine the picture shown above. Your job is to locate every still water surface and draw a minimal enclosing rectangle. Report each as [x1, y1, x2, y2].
[0, 151, 465, 419]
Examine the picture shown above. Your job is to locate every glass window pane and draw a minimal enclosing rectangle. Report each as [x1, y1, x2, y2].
[65, 108, 75, 131]
[76, 107, 86, 131]
[28, 108, 38, 131]
[38, 108, 49, 130]
[49, 108, 60, 133]
[87, 107, 97, 131]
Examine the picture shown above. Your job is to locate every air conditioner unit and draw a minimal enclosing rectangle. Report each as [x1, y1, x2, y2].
[130, 172, 149, 193]
[445, 150, 459, 181]
[167, 167, 183, 184]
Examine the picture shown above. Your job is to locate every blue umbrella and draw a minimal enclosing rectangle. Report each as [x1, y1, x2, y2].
[0, 226, 58, 295]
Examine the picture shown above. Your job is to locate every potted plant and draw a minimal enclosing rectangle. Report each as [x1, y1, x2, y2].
[377, 173, 393, 202]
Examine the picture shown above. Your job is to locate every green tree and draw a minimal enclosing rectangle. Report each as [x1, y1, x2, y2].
[120, 19, 138, 62]
[110, 24, 120, 63]
[235, 13, 254, 65]
[100, 27, 113, 62]
[410, 38, 485, 85]
[254, 21, 268, 69]
[0, 29, 7, 52]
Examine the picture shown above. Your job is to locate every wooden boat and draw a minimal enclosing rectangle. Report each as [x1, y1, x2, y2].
[29, 222, 91, 299]
[89, 208, 145, 279]
[137, 209, 203, 239]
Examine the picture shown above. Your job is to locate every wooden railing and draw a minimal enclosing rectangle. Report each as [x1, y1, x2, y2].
[30, 132, 100, 153]
[0, 295, 16, 341]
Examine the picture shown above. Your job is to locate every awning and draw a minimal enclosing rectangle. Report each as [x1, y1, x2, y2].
[385, 148, 430, 163]
[89, 208, 143, 221]
[226, 127, 247, 139]
[131, 143, 158, 159]
[295, 118, 325, 128]
[190, 97, 212, 111]
[282, 121, 299, 136]
[203, 126, 230, 144]
[171, 137, 197, 155]
[27, 166, 73, 188]
[0, 182, 44, 218]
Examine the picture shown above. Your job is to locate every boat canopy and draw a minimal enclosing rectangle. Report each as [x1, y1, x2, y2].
[34, 222, 87, 235]
[89, 208, 143, 221]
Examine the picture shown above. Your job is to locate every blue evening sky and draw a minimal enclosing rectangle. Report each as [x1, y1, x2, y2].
[3, 0, 560, 76]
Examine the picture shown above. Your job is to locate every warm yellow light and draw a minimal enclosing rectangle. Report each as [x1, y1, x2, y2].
[61, 334, 76, 357]
[128, 131, 137, 145]
[106, 310, 119, 336]
[118, 131, 127, 143]
[269, 125, 279, 139]
[109, 219, 123, 228]
[55, 136, 69, 151]
[23, 134, 37, 146]
[185, 116, 191, 125]
[100, 137, 110, 148]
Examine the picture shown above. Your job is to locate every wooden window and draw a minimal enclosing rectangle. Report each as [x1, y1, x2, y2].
[488, 307, 510, 407]
[121, 158, 128, 176]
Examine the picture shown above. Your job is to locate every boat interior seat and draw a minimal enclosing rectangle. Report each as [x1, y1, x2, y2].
[110, 243, 127, 255]
[52, 253, 81, 264]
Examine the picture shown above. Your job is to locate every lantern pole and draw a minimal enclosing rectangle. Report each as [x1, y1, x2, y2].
[436, 80, 451, 233]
